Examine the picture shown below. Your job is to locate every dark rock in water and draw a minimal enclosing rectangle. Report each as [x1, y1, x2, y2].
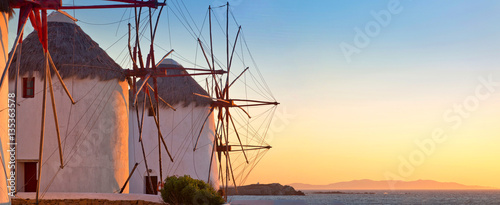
[227, 183, 305, 196]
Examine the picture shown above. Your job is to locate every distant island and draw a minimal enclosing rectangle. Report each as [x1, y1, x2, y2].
[227, 183, 305, 195]
[289, 179, 497, 190]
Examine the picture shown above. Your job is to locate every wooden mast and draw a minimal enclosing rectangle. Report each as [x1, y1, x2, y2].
[194, 3, 279, 201]
[4, 0, 167, 200]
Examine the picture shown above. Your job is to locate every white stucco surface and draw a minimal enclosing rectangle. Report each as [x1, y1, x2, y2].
[10, 74, 129, 193]
[0, 11, 11, 204]
[128, 103, 219, 193]
[14, 192, 164, 203]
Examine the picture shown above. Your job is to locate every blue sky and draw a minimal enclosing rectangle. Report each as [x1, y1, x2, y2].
[8, 0, 500, 186]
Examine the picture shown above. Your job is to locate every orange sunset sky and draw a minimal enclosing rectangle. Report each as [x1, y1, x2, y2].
[8, 0, 500, 189]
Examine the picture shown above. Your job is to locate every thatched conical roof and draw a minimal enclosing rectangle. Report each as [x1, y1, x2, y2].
[0, 0, 14, 15]
[9, 11, 124, 81]
[132, 59, 211, 108]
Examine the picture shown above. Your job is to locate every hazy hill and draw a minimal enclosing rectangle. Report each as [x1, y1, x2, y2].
[289, 179, 496, 190]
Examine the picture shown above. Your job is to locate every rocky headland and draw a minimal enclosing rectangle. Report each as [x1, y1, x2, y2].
[227, 183, 305, 196]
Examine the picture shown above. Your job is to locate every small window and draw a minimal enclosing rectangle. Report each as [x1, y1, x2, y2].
[145, 175, 158, 195]
[24, 162, 38, 192]
[23, 77, 35, 98]
[148, 106, 156, 117]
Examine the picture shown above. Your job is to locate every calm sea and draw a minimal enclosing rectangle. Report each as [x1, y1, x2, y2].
[228, 190, 500, 205]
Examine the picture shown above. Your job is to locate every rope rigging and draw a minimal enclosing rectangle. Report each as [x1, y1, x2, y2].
[183, 2, 279, 200]
[5, 0, 278, 202]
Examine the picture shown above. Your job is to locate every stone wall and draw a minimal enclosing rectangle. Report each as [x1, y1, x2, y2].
[11, 198, 165, 205]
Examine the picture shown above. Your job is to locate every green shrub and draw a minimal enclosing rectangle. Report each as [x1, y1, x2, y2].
[160, 175, 225, 205]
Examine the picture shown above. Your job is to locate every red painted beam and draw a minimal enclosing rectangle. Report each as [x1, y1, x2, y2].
[61, 3, 162, 10]
[124, 68, 167, 77]
[170, 67, 227, 74]
[211, 100, 279, 108]
[164, 72, 223, 77]
[124, 68, 226, 77]
[216, 145, 232, 152]
[10, 0, 62, 9]
[231, 99, 280, 105]
[106, 0, 150, 3]
[41, 9, 47, 52]
[10, 0, 164, 9]
[106, 0, 160, 4]
[17, 5, 32, 43]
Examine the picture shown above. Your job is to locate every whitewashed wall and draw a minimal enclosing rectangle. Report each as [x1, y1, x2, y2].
[0, 11, 10, 204]
[9, 73, 129, 193]
[128, 103, 219, 193]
